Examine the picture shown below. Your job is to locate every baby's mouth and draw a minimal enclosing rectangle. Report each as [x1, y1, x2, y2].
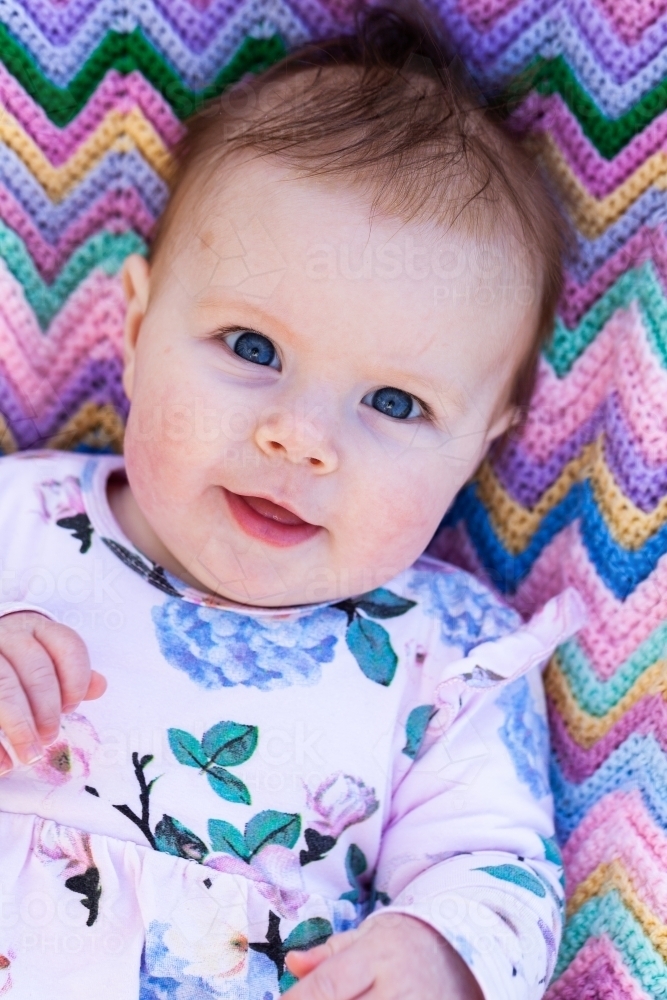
[223, 489, 321, 547]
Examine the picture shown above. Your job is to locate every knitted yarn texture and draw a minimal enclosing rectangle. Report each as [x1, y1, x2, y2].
[0, 0, 665, 996]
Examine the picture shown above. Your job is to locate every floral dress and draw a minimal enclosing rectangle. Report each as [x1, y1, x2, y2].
[0, 452, 585, 1000]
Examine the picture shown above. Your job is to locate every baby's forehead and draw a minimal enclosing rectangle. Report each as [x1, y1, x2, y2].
[157, 152, 538, 298]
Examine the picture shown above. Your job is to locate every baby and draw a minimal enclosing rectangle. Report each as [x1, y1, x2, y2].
[0, 7, 585, 1000]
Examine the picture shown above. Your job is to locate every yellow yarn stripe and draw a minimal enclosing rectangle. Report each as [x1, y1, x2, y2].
[590, 445, 667, 550]
[475, 444, 594, 556]
[544, 655, 667, 748]
[537, 134, 667, 239]
[0, 108, 174, 200]
[46, 402, 125, 453]
[566, 859, 667, 959]
[478, 438, 667, 555]
[0, 416, 17, 454]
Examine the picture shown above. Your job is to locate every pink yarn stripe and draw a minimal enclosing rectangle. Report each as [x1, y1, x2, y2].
[550, 693, 667, 783]
[593, 0, 667, 45]
[0, 66, 184, 165]
[536, 533, 667, 678]
[437, 520, 667, 678]
[518, 307, 667, 466]
[546, 933, 651, 1000]
[455, 0, 522, 31]
[560, 224, 667, 329]
[458, 0, 667, 42]
[517, 92, 667, 202]
[0, 186, 155, 282]
[562, 790, 667, 912]
[0, 262, 124, 409]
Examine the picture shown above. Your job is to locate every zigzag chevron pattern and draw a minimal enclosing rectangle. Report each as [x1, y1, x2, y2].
[0, 0, 665, 996]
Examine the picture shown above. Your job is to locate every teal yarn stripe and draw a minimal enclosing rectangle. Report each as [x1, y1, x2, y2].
[557, 624, 667, 717]
[0, 224, 146, 328]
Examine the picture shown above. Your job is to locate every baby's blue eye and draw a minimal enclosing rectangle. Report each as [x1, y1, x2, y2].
[231, 331, 278, 367]
[365, 386, 420, 420]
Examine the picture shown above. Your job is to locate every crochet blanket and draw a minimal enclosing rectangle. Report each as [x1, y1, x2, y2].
[0, 1, 664, 996]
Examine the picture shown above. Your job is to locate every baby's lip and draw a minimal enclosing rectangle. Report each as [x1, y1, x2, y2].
[223, 489, 321, 547]
[241, 494, 308, 525]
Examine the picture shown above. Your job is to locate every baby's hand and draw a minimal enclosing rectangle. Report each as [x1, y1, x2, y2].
[0, 611, 106, 774]
[284, 912, 484, 1000]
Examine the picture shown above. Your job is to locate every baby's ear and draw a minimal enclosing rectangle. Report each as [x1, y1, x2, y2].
[120, 254, 151, 401]
[485, 405, 521, 444]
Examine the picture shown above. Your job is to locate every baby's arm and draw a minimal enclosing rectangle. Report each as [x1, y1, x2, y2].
[286, 656, 566, 1000]
[0, 610, 106, 772]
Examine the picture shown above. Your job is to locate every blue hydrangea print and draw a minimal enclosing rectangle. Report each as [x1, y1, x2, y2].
[152, 600, 342, 691]
[407, 568, 520, 654]
[496, 677, 550, 800]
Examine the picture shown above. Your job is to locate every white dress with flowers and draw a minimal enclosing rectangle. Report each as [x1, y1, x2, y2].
[0, 451, 585, 1000]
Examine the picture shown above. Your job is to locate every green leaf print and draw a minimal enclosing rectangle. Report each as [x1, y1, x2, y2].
[354, 588, 416, 619]
[333, 587, 414, 686]
[166, 719, 258, 805]
[283, 918, 333, 952]
[167, 729, 209, 768]
[474, 864, 546, 897]
[202, 721, 258, 766]
[154, 815, 209, 862]
[402, 704, 437, 760]
[208, 819, 249, 860]
[206, 765, 251, 805]
[208, 811, 301, 861]
[245, 811, 302, 856]
[346, 617, 397, 686]
[340, 843, 367, 903]
[279, 970, 299, 994]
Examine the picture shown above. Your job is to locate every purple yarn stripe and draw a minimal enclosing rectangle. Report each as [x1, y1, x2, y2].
[0, 355, 128, 450]
[0, 147, 167, 244]
[492, 406, 603, 506]
[440, 0, 667, 80]
[10, 0, 337, 51]
[603, 391, 667, 512]
[493, 392, 667, 512]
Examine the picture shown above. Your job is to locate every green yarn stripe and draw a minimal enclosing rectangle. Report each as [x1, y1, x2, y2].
[1, 18, 665, 155]
[556, 625, 667, 717]
[546, 260, 667, 377]
[554, 890, 667, 996]
[531, 55, 667, 160]
[0, 23, 286, 126]
[0, 222, 146, 328]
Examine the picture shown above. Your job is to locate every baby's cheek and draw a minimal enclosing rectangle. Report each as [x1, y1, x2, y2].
[352, 464, 446, 565]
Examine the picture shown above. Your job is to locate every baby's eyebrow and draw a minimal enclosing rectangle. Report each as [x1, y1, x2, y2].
[193, 293, 291, 337]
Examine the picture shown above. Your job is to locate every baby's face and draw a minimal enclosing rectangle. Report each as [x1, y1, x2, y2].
[121, 158, 538, 606]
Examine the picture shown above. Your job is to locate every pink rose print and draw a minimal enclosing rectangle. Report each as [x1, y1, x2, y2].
[35, 476, 93, 553]
[36, 476, 85, 522]
[0, 950, 15, 995]
[34, 818, 94, 877]
[32, 713, 99, 787]
[205, 845, 309, 919]
[305, 772, 379, 840]
[34, 819, 102, 927]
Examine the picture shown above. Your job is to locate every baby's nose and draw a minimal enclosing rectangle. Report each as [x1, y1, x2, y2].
[254, 407, 338, 473]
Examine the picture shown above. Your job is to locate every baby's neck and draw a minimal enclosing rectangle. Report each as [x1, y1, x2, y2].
[106, 474, 219, 596]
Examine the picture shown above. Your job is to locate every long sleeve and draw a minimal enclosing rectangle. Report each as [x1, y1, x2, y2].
[364, 589, 586, 1000]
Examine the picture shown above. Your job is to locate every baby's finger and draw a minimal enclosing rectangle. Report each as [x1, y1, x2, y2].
[284, 942, 375, 1000]
[33, 620, 91, 714]
[84, 671, 107, 702]
[0, 741, 13, 776]
[286, 933, 356, 979]
[0, 652, 43, 765]
[0, 633, 63, 743]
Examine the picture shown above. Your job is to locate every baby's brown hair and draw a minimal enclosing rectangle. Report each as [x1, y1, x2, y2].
[150, 3, 569, 417]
